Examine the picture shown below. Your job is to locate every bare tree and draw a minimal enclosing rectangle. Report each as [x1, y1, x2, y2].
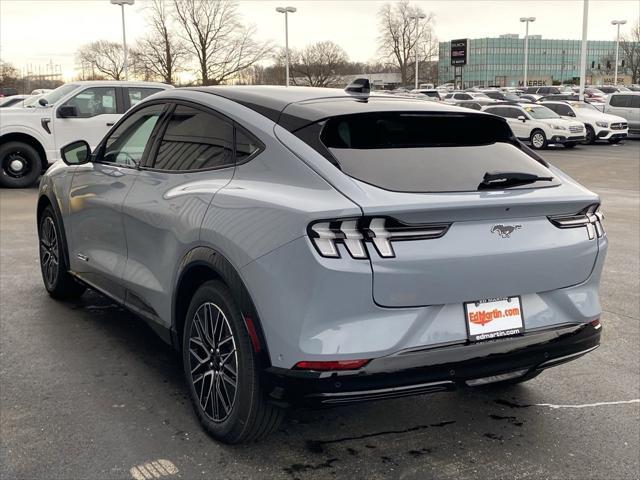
[377, 1, 437, 85]
[173, 0, 272, 85]
[290, 41, 349, 87]
[76, 41, 127, 80]
[620, 21, 640, 83]
[136, 0, 188, 84]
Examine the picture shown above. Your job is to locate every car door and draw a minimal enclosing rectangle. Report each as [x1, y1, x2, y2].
[66, 103, 166, 301]
[53, 86, 123, 153]
[120, 103, 237, 328]
[503, 107, 529, 139]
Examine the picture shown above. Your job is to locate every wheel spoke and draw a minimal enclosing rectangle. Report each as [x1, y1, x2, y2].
[216, 376, 229, 415]
[217, 335, 233, 348]
[221, 371, 236, 389]
[220, 348, 236, 366]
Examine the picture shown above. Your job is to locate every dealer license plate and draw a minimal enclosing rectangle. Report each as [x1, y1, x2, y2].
[464, 296, 524, 342]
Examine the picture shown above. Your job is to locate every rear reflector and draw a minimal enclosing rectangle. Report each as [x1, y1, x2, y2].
[293, 359, 370, 371]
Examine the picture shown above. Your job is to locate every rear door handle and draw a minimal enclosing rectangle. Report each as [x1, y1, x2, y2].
[106, 122, 115, 127]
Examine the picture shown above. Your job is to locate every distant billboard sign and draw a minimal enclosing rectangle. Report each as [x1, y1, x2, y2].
[451, 39, 467, 66]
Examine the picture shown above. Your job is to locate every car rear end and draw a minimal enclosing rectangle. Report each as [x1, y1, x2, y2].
[249, 99, 606, 405]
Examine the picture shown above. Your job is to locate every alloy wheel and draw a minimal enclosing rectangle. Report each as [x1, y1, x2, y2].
[40, 216, 59, 288]
[532, 133, 545, 149]
[188, 302, 238, 422]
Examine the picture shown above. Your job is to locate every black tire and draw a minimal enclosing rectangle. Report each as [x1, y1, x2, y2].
[182, 280, 283, 443]
[584, 125, 596, 145]
[564, 142, 577, 148]
[529, 129, 547, 150]
[0, 141, 42, 188]
[38, 206, 86, 299]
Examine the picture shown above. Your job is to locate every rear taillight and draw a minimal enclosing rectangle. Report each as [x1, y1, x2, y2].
[308, 217, 450, 259]
[548, 204, 605, 240]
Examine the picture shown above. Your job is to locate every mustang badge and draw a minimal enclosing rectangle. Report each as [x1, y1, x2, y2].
[491, 224, 522, 238]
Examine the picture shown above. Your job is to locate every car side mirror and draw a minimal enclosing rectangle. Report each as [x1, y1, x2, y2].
[61, 140, 91, 165]
[517, 115, 526, 122]
[57, 105, 78, 118]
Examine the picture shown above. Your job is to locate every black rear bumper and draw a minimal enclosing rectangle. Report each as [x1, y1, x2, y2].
[264, 322, 600, 406]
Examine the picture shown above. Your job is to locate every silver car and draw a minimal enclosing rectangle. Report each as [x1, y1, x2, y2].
[37, 83, 607, 443]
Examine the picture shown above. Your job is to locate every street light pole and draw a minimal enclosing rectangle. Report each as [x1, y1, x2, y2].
[409, 13, 427, 90]
[276, 6, 297, 87]
[111, 0, 135, 81]
[520, 17, 536, 88]
[611, 19, 627, 85]
[578, 0, 589, 101]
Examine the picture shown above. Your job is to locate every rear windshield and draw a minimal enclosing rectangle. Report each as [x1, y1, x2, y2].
[306, 112, 558, 193]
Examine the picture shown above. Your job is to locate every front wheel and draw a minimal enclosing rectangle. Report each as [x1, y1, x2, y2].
[182, 280, 283, 443]
[584, 125, 596, 145]
[38, 206, 86, 299]
[0, 141, 43, 188]
[530, 129, 547, 150]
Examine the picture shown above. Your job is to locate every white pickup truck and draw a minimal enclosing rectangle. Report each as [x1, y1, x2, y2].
[0, 80, 172, 187]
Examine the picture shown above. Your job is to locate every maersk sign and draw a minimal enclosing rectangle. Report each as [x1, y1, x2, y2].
[438, 34, 634, 87]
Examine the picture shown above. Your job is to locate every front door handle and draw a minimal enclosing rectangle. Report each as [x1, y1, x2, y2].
[106, 122, 115, 127]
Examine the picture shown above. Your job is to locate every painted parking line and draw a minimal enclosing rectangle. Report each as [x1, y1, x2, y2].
[535, 399, 640, 409]
[130, 459, 178, 480]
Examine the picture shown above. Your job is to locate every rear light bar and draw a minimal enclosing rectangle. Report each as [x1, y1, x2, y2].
[548, 204, 605, 240]
[293, 359, 370, 371]
[308, 217, 451, 259]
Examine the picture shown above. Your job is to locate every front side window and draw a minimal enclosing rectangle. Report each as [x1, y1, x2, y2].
[128, 87, 163, 107]
[102, 104, 164, 167]
[153, 105, 233, 171]
[66, 87, 117, 118]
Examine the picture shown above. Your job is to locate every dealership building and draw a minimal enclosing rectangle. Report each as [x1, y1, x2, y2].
[438, 34, 633, 88]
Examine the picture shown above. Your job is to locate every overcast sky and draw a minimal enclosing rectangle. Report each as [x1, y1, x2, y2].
[1, 0, 637, 80]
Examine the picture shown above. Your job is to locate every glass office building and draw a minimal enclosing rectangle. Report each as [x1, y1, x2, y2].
[438, 34, 632, 87]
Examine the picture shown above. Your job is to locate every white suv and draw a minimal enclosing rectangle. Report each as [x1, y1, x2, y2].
[541, 100, 628, 144]
[0, 80, 172, 187]
[482, 103, 585, 149]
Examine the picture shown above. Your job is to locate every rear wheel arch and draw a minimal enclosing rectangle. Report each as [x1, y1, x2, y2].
[172, 247, 271, 366]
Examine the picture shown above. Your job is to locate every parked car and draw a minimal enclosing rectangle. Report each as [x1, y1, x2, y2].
[524, 86, 563, 95]
[0, 80, 172, 188]
[0, 87, 19, 97]
[602, 92, 640, 136]
[481, 90, 521, 102]
[0, 95, 29, 108]
[537, 94, 606, 110]
[541, 100, 628, 144]
[518, 93, 542, 103]
[483, 103, 586, 149]
[37, 83, 606, 443]
[444, 91, 494, 103]
[454, 98, 499, 110]
[30, 88, 52, 95]
[410, 88, 445, 100]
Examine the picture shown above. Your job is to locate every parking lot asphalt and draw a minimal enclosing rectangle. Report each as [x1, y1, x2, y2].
[1, 141, 639, 480]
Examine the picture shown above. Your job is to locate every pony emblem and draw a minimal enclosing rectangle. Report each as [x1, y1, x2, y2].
[491, 224, 522, 238]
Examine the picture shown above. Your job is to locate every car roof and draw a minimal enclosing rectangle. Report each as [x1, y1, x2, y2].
[68, 80, 173, 88]
[179, 85, 483, 131]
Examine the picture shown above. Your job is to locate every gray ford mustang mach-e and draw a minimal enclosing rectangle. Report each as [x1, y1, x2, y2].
[37, 82, 607, 443]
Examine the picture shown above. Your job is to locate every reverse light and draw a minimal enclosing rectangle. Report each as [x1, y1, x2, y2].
[548, 204, 605, 240]
[293, 359, 371, 371]
[308, 217, 451, 259]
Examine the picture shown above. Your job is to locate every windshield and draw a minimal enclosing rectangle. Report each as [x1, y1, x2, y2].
[23, 94, 44, 107]
[524, 106, 560, 119]
[38, 84, 78, 106]
[572, 102, 599, 111]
